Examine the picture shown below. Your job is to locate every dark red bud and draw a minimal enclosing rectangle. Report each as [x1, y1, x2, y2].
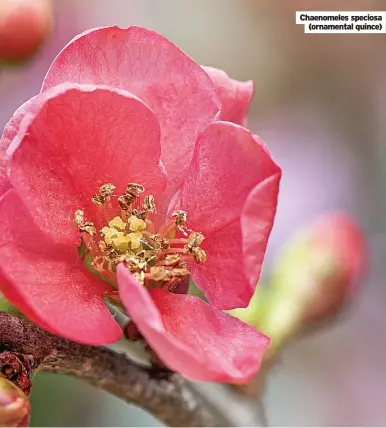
[0, 0, 53, 63]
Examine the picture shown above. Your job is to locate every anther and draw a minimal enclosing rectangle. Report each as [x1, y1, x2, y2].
[80, 222, 97, 236]
[118, 195, 130, 211]
[192, 247, 207, 263]
[74, 209, 96, 236]
[132, 209, 146, 220]
[100, 183, 116, 198]
[183, 232, 206, 262]
[172, 210, 187, 229]
[118, 183, 145, 210]
[127, 183, 145, 195]
[187, 232, 205, 248]
[172, 266, 189, 277]
[74, 209, 85, 226]
[143, 195, 156, 213]
[150, 267, 172, 282]
[152, 234, 170, 250]
[92, 183, 116, 206]
[103, 247, 120, 268]
[120, 255, 146, 272]
[163, 254, 182, 266]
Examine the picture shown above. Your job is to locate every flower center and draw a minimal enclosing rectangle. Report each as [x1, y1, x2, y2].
[74, 183, 206, 291]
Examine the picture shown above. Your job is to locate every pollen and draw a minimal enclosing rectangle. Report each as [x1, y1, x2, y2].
[101, 224, 143, 252]
[127, 232, 143, 249]
[128, 215, 147, 232]
[101, 227, 119, 245]
[108, 216, 126, 231]
[111, 234, 131, 251]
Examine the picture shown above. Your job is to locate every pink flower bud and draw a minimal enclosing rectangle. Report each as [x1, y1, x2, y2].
[0, 377, 30, 427]
[261, 212, 366, 354]
[230, 212, 366, 394]
[0, 0, 52, 63]
[297, 212, 366, 324]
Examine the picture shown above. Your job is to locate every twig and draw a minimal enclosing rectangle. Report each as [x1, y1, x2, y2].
[0, 312, 229, 427]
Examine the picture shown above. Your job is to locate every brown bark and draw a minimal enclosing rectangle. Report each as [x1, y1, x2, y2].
[0, 312, 228, 427]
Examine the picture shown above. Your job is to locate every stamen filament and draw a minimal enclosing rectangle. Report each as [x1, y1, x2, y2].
[163, 248, 186, 254]
[170, 238, 188, 245]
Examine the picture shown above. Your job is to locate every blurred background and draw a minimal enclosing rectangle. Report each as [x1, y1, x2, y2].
[1, 0, 385, 426]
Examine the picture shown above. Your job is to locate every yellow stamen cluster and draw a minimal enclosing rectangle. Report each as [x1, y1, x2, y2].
[75, 183, 207, 289]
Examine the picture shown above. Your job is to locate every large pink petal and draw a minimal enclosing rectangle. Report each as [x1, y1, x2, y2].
[177, 122, 281, 309]
[242, 172, 282, 289]
[117, 265, 269, 383]
[189, 222, 251, 309]
[7, 83, 165, 246]
[202, 66, 254, 126]
[0, 190, 122, 345]
[0, 96, 38, 196]
[42, 26, 220, 196]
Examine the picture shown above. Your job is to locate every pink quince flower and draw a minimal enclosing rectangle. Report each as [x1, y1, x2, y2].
[0, 26, 281, 383]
